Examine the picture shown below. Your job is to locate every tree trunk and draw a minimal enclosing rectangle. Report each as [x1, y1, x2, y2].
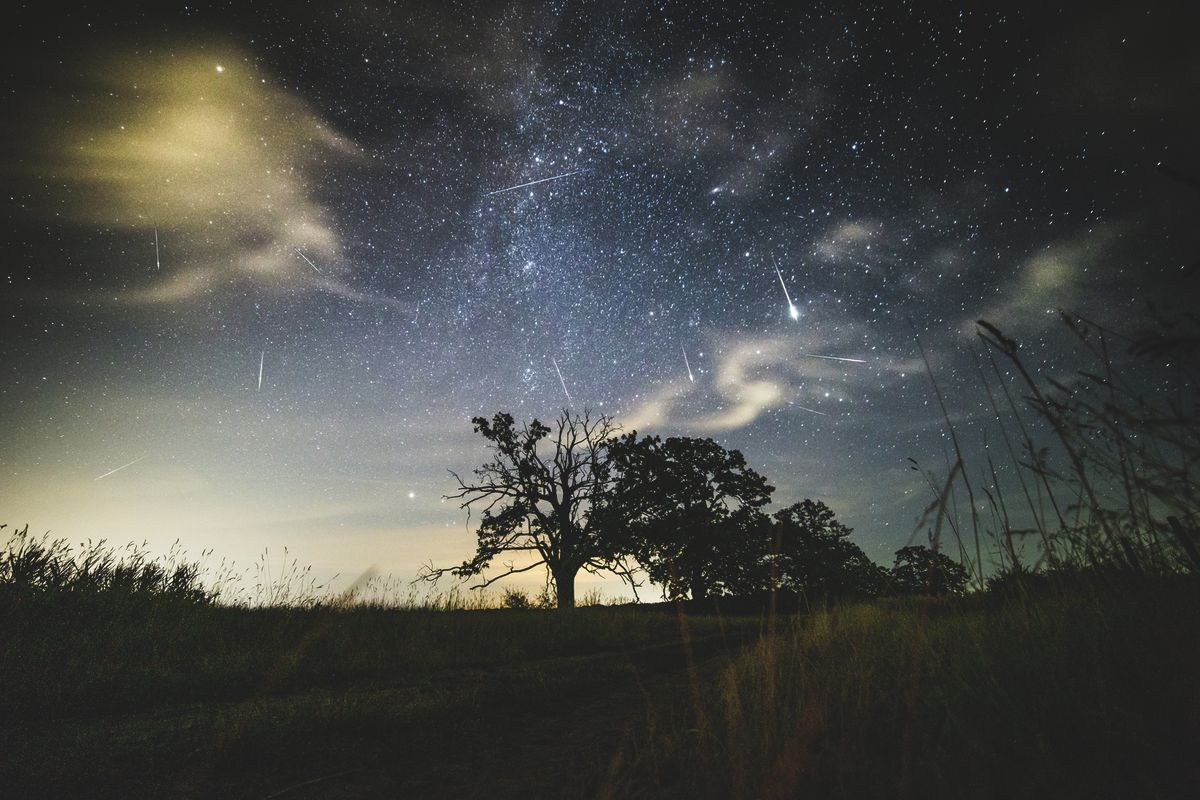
[552, 564, 576, 609]
[691, 569, 709, 602]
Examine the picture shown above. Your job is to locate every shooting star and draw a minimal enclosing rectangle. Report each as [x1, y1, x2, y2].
[794, 405, 830, 417]
[154, 227, 161, 270]
[798, 353, 868, 364]
[294, 247, 323, 274]
[772, 256, 800, 320]
[682, 346, 695, 382]
[412, 301, 421, 324]
[551, 357, 573, 404]
[93, 454, 149, 481]
[257, 350, 264, 390]
[484, 168, 590, 198]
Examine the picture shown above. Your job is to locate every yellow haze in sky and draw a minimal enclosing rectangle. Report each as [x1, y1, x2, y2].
[41, 49, 358, 302]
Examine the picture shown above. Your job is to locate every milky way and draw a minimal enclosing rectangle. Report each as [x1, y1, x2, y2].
[2, 2, 1197, 591]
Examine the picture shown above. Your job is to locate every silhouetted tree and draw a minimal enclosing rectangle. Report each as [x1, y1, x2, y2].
[424, 410, 632, 609]
[610, 435, 773, 601]
[770, 500, 886, 604]
[890, 544, 971, 595]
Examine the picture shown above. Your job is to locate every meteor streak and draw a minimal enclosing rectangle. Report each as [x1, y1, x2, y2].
[154, 227, 161, 270]
[772, 256, 800, 320]
[294, 248, 323, 274]
[93, 454, 148, 481]
[682, 346, 695, 382]
[795, 405, 830, 417]
[484, 169, 590, 197]
[798, 353, 868, 364]
[258, 350, 264, 390]
[551, 357, 573, 404]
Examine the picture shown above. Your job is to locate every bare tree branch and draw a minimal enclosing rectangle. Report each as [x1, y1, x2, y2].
[467, 559, 548, 590]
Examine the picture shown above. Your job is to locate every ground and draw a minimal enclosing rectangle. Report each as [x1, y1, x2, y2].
[3, 584, 1198, 799]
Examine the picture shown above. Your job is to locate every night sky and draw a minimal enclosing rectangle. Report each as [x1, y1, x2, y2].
[3, 1, 1197, 594]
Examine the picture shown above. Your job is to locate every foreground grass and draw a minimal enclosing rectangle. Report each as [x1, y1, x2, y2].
[0, 595, 757, 798]
[2, 581, 1197, 798]
[611, 580, 1200, 799]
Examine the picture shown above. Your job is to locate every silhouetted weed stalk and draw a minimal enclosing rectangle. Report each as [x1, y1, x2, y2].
[907, 310, 1199, 589]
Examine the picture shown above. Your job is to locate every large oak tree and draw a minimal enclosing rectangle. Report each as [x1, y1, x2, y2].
[425, 410, 631, 609]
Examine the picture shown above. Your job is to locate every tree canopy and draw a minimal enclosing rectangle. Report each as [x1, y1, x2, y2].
[770, 500, 887, 604]
[609, 434, 774, 601]
[890, 545, 972, 595]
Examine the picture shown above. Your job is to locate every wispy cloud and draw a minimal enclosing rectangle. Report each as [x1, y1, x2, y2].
[968, 227, 1119, 336]
[619, 320, 920, 433]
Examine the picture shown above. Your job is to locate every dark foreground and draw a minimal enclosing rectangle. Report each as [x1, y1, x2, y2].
[2, 582, 1198, 799]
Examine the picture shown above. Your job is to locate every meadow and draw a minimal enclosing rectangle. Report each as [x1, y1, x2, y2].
[1, 528, 1197, 799]
[0, 531, 753, 797]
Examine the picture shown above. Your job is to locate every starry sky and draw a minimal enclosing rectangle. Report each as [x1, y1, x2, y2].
[2, 1, 1197, 595]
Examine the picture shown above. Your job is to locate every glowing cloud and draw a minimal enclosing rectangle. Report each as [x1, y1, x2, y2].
[692, 339, 788, 431]
[970, 228, 1119, 335]
[31, 48, 370, 304]
[620, 323, 919, 434]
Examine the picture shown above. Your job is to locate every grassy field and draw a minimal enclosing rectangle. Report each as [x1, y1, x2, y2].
[2, 576, 1198, 798]
[0, 589, 759, 798]
[609, 580, 1200, 799]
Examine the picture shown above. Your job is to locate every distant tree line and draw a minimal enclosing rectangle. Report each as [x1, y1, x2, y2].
[425, 410, 969, 609]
